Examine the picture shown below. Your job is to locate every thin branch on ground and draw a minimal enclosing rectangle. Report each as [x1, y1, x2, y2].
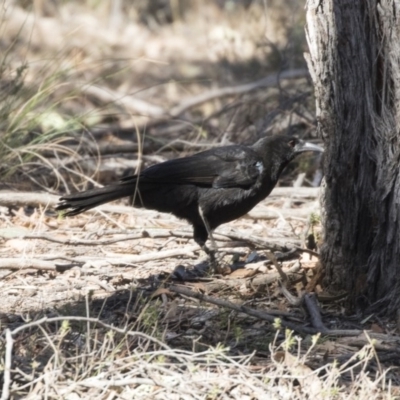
[304, 293, 327, 332]
[168, 284, 400, 339]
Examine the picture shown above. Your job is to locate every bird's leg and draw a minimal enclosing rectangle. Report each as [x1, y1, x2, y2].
[198, 206, 217, 252]
[198, 206, 220, 273]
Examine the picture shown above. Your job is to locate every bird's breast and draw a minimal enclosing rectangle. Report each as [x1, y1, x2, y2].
[199, 183, 274, 229]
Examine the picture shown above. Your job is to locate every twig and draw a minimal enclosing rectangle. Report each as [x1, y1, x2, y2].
[0, 192, 59, 208]
[1, 329, 13, 400]
[304, 293, 327, 332]
[279, 280, 303, 306]
[169, 284, 319, 334]
[216, 229, 301, 251]
[0, 258, 72, 271]
[265, 251, 287, 282]
[88, 245, 200, 264]
[14, 230, 205, 246]
[0, 245, 200, 271]
[15, 233, 146, 246]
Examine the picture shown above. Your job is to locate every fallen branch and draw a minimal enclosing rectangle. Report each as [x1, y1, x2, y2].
[0, 258, 74, 271]
[168, 284, 399, 338]
[59, 245, 200, 265]
[0, 192, 59, 208]
[216, 229, 302, 251]
[0, 245, 201, 272]
[304, 293, 327, 332]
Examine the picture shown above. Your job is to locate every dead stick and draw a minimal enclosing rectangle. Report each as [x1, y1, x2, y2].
[168, 284, 319, 335]
[304, 293, 327, 332]
[265, 251, 287, 282]
[0, 258, 73, 271]
[73, 245, 200, 264]
[0, 330, 13, 400]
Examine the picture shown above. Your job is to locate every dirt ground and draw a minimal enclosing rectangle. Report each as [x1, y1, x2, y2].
[0, 187, 318, 314]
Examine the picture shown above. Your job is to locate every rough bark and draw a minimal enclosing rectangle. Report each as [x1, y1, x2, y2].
[305, 0, 400, 314]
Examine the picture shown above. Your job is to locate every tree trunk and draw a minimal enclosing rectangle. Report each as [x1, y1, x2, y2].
[305, 0, 400, 315]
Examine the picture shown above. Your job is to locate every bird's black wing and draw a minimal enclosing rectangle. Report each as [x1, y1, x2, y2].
[122, 145, 263, 189]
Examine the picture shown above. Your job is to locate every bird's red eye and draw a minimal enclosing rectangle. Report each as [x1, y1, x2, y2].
[288, 139, 297, 148]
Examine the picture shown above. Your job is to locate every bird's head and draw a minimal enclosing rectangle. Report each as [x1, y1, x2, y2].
[286, 136, 324, 158]
[252, 135, 324, 180]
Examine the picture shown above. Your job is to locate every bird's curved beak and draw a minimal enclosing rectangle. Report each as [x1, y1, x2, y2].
[295, 140, 324, 154]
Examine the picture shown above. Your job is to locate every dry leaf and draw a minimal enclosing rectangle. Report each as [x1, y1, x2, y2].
[151, 288, 172, 298]
[370, 323, 384, 333]
[229, 268, 257, 278]
[189, 282, 207, 292]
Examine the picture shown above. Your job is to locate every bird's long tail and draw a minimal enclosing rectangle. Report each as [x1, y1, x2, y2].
[56, 181, 136, 216]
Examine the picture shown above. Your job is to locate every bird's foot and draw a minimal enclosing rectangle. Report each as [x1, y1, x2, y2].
[202, 245, 230, 275]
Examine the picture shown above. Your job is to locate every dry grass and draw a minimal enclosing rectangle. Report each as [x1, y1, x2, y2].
[1, 314, 395, 399]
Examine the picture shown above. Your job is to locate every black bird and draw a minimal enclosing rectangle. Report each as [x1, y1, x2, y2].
[57, 135, 322, 264]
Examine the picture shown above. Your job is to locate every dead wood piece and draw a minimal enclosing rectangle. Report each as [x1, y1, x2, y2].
[16, 233, 144, 246]
[216, 229, 301, 251]
[304, 293, 327, 332]
[279, 280, 303, 306]
[0, 258, 73, 272]
[0, 192, 59, 208]
[71, 245, 200, 265]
